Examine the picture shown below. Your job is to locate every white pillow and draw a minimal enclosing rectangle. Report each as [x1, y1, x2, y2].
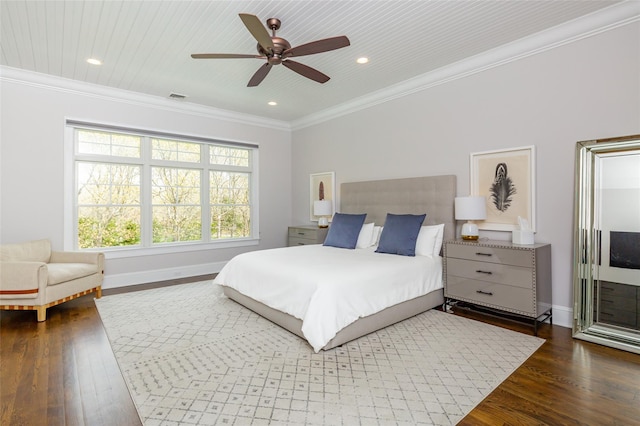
[372, 226, 383, 246]
[356, 222, 375, 248]
[415, 224, 445, 256]
[432, 223, 445, 256]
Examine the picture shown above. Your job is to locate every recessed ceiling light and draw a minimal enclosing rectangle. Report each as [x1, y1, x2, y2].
[268, 101, 277, 106]
[356, 57, 369, 64]
[87, 58, 102, 65]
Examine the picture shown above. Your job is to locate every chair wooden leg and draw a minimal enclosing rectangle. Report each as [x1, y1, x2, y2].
[36, 306, 47, 322]
[96, 286, 102, 299]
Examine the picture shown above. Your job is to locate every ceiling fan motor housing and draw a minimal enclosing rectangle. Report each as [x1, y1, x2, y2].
[258, 37, 291, 65]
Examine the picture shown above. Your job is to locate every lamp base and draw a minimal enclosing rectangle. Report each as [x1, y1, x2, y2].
[318, 217, 329, 228]
[461, 222, 479, 241]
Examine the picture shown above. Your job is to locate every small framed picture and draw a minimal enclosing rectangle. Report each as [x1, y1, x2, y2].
[310, 172, 335, 222]
[470, 146, 535, 232]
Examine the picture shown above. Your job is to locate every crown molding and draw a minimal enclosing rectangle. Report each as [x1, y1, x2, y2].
[291, 1, 640, 131]
[2, 1, 637, 133]
[0, 66, 291, 132]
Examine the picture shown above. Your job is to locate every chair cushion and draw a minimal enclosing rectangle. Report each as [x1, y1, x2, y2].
[0, 239, 51, 262]
[47, 263, 99, 285]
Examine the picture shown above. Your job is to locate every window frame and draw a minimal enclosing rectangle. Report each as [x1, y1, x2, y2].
[64, 121, 259, 257]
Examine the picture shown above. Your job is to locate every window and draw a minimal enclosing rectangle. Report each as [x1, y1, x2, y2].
[69, 123, 257, 251]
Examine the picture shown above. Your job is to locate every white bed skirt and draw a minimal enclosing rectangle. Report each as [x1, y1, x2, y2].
[223, 286, 444, 350]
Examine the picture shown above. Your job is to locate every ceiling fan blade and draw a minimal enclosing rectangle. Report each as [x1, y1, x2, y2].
[239, 13, 274, 53]
[282, 60, 330, 83]
[283, 36, 350, 58]
[247, 63, 272, 87]
[191, 53, 264, 59]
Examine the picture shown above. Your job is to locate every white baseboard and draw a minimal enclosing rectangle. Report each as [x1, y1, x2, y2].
[103, 262, 227, 289]
[549, 304, 573, 329]
[103, 268, 576, 330]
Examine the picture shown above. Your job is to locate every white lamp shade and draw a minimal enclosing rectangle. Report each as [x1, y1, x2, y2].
[454, 196, 487, 221]
[313, 200, 332, 217]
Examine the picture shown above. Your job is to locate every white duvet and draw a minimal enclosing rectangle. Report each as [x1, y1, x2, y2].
[213, 244, 443, 352]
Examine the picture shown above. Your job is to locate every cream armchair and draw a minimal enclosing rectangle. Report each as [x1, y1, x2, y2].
[0, 239, 103, 321]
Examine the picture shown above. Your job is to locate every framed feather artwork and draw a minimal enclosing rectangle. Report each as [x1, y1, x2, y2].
[470, 146, 535, 232]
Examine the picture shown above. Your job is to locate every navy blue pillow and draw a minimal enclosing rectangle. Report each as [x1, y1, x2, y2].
[323, 213, 367, 249]
[375, 213, 426, 256]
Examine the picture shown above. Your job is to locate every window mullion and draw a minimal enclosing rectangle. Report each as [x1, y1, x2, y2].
[250, 150, 259, 239]
[202, 145, 211, 243]
[141, 136, 152, 247]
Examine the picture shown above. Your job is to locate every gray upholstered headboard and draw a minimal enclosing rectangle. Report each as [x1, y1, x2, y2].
[340, 175, 457, 242]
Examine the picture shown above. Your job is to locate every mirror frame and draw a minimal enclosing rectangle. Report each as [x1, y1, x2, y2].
[573, 134, 640, 354]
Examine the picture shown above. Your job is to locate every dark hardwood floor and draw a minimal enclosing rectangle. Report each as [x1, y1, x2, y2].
[454, 309, 640, 426]
[2, 278, 640, 426]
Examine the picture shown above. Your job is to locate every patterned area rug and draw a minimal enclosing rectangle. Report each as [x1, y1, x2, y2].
[95, 281, 544, 426]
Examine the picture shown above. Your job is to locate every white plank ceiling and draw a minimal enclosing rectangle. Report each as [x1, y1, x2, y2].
[0, 0, 626, 123]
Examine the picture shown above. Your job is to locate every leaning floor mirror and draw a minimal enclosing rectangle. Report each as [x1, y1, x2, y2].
[573, 134, 640, 354]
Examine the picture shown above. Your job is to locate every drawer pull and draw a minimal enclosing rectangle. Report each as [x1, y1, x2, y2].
[475, 270, 493, 275]
[475, 252, 493, 257]
[476, 290, 493, 296]
[297, 242, 305, 245]
[298, 232, 305, 235]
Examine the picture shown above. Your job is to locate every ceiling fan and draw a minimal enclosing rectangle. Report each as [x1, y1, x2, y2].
[191, 13, 350, 87]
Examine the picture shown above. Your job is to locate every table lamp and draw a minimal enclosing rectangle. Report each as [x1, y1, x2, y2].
[455, 196, 487, 240]
[313, 200, 332, 228]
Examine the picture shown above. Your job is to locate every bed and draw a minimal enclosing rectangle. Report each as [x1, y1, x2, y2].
[215, 175, 457, 351]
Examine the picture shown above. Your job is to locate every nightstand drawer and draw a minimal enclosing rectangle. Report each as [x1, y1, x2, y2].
[446, 276, 535, 315]
[599, 309, 636, 327]
[287, 226, 328, 246]
[599, 295, 636, 312]
[445, 244, 533, 268]
[289, 227, 320, 239]
[446, 258, 533, 290]
[599, 281, 636, 298]
[289, 236, 318, 246]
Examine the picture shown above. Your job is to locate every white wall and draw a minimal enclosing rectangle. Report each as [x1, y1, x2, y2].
[291, 22, 640, 327]
[0, 71, 292, 287]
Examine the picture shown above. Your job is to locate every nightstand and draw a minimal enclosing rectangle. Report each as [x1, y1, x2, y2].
[288, 226, 328, 246]
[596, 281, 639, 328]
[443, 239, 552, 335]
